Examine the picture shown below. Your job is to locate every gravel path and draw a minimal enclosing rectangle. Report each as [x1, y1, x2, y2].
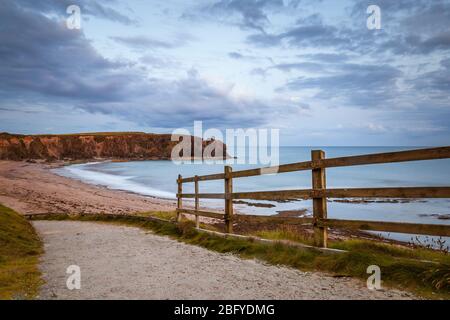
[33, 221, 415, 300]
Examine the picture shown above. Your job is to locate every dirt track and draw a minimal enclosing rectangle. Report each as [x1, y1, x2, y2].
[33, 220, 415, 300]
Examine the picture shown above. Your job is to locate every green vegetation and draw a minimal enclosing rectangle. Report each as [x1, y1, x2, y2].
[255, 226, 450, 260]
[138, 211, 177, 221]
[33, 213, 450, 299]
[254, 225, 315, 246]
[0, 205, 43, 300]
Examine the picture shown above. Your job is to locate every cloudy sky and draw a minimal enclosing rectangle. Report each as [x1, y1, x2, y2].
[0, 0, 449, 146]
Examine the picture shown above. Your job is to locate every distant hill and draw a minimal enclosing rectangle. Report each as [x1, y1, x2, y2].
[0, 132, 226, 161]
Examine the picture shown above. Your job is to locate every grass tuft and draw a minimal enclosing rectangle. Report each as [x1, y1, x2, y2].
[0, 204, 43, 300]
[138, 211, 177, 221]
[253, 225, 315, 246]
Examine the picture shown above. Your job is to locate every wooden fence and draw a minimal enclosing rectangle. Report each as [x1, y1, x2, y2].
[176, 147, 450, 248]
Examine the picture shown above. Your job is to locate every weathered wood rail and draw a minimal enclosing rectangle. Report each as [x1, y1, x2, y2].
[176, 147, 450, 248]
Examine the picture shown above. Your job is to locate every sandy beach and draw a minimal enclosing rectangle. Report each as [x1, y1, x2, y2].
[0, 160, 176, 216]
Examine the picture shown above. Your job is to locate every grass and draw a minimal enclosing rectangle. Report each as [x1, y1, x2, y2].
[0, 205, 43, 300]
[33, 212, 450, 299]
[255, 225, 450, 262]
[138, 211, 177, 221]
[253, 225, 316, 246]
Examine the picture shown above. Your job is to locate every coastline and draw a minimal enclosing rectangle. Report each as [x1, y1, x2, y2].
[0, 160, 177, 216]
[0, 159, 446, 247]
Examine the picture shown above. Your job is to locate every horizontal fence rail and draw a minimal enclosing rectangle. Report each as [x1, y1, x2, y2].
[177, 208, 225, 220]
[179, 187, 450, 200]
[181, 146, 450, 182]
[320, 219, 450, 237]
[176, 146, 450, 248]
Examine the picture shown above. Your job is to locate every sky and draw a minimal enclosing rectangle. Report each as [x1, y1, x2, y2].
[0, 0, 449, 146]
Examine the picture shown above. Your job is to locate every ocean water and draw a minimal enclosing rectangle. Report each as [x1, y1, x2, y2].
[54, 147, 450, 245]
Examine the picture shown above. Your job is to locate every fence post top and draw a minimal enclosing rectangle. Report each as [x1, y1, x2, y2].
[224, 165, 233, 178]
[311, 149, 325, 159]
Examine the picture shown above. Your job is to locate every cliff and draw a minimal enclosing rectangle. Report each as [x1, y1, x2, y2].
[0, 132, 227, 161]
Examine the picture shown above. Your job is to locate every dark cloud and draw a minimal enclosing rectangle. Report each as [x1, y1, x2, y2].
[228, 52, 245, 59]
[0, 1, 128, 103]
[250, 68, 267, 77]
[246, 49, 348, 78]
[247, 13, 351, 49]
[245, 1, 450, 57]
[379, 31, 450, 55]
[110, 33, 195, 51]
[283, 63, 403, 108]
[349, 0, 450, 55]
[0, 107, 40, 114]
[139, 55, 180, 69]
[400, 1, 450, 34]
[423, 32, 450, 51]
[270, 62, 325, 73]
[409, 58, 450, 103]
[299, 53, 350, 63]
[253, 61, 326, 77]
[228, 51, 273, 64]
[350, 0, 432, 21]
[207, 0, 284, 31]
[17, 0, 137, 25]
[76, 69, 303, 128]
[110, 35, 182, 50]
[0, 1, 303, 129]
[195, 0, 301, 32]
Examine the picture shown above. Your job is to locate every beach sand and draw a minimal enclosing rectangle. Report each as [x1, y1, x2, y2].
[0, 161, 176, 216]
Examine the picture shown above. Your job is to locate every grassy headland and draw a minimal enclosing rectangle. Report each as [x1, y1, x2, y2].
[0, 205, 43, 299]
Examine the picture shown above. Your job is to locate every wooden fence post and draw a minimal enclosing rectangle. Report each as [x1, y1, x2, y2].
[311, 150, 328, 247]
[177, 174, 182, 222]
[224, 166, 233, 233]
[194, 175, 200, 228]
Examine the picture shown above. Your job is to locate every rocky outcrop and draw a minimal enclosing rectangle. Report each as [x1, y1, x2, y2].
[0, 132, 227, 161]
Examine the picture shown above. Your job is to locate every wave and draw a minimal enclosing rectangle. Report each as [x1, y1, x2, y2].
[54, 163, 176, 199]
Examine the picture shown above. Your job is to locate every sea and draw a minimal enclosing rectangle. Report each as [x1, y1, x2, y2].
[53, 146, 450, 246]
